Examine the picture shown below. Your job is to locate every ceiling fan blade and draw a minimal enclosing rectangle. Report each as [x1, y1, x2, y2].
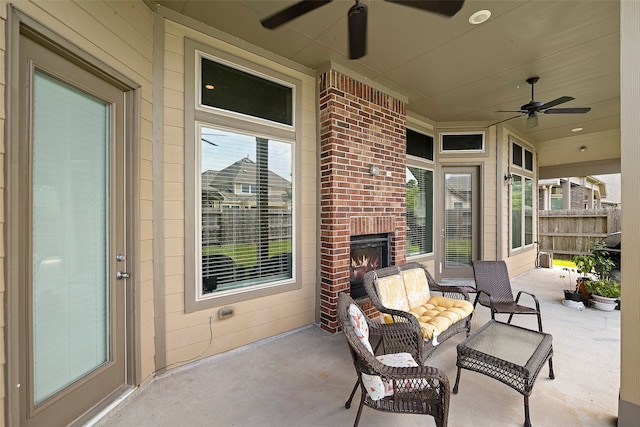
[261, 0, 333, 29]
[488, 114, 524, 127]
[496, 110, 527, 113]
[385, 0, 465, 17]
[544, 107, 592, 114]
[538, 96, 574, 110]
[527, 114, 538, 128]
[348, 2, 368, 59]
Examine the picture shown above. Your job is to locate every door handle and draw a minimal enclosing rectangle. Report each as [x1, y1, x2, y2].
[116, 271, 130, 280]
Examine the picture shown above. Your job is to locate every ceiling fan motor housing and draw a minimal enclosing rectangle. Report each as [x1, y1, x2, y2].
[521, 101, 544, 111]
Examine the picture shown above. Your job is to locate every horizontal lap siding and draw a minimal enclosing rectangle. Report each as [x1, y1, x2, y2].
[162, 20, 317, 366]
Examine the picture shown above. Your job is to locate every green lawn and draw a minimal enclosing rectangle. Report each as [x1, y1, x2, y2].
[203, 240, 291, 268]
[552, 258, 577, 269]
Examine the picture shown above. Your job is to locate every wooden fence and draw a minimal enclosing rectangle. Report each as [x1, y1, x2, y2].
[538, 209, 621, 258]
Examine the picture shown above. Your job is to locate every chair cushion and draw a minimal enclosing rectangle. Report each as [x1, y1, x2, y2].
[402, 268, 431, 308]
[348, 303, 373, 354]
[362, 352, 418, 401]
[409, 295, 474, 339]
[375, 273, 410, 312]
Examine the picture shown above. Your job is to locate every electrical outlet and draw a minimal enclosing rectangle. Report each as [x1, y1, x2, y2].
[218, 306, 235, 319]
[386, 171, 392, 177]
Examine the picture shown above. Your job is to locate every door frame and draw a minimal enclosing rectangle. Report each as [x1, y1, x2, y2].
[437, 164, 482, 279]
[5, 8, 141, 425]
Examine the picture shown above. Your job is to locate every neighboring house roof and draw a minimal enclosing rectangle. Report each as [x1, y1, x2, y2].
[202, 157, 291, 206]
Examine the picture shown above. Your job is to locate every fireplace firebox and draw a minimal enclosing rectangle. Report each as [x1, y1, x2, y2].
[349, 234, 390, 299]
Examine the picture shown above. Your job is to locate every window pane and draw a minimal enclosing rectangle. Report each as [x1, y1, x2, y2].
[201, 127, 293, 294]
[524, 149, 533, 171]
[407, 129, 433, 161]
[512, 143, 523, 167]
[201, 57, 293, 125]
[406, 167, 433, 256]
[32, 71, 109, 403]
[444, 173, 472, 267]
[442, 134, 483, 151]
[525, 178, 533, 245]
[511, 175, 522, 249]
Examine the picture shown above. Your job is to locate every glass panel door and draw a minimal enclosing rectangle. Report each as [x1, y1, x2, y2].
[440, 167, 479, 279]
[32, 71, 110, 404]
[18, 33, 129, 427]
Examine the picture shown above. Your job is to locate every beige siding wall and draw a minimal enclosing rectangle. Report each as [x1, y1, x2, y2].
[161, 19, 317, 366]
[0, 0, 156, 418]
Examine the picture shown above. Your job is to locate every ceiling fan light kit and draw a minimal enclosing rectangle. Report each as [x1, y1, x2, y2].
[261, 0, 465, 60]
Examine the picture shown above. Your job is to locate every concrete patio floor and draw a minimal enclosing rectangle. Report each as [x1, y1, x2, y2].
[96, 266, 620, 427]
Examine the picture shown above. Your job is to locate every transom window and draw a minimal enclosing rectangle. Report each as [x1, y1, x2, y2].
[200, 56, 293, 126]
[441, 132, 484, 152]
[512, 141, 534, 171]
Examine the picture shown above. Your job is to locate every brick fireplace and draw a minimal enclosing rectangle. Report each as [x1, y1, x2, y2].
[319, 69, 407, 333]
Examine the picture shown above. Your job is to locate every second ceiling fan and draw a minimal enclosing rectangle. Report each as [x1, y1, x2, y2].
[260, 0, 465, 60]
[495, 77, 592, 128]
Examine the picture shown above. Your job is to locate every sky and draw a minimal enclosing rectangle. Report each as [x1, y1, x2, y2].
[201, 126, 292, 181]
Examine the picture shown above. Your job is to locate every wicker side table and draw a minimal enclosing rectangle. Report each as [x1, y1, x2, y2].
[453, 320, 554, 427]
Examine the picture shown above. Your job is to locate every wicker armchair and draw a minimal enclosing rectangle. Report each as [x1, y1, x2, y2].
[362, 262, 472, 360]
[472, 260, 543, 332]
[338, 292, 450, 427]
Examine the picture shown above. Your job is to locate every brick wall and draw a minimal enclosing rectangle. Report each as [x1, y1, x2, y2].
[318, 69, 407, 332]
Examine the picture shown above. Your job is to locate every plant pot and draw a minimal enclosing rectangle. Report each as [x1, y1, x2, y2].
[592, 299, 617, 311]
[576, 278, 591, 301]
[564, 290, 583, 302]
[592, 294, 617, 304]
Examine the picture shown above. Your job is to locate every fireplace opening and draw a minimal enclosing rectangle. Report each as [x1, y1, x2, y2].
[350, 233, 390, 299]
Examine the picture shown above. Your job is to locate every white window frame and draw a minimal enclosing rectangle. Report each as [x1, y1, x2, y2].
[509, 139, 535, 252]
[406, 155, 435, 260]
[439, 131, 485, 153]
[185, 39, 301, 312]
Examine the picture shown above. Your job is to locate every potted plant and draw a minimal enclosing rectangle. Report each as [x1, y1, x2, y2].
[572, 253, 596, 300]
[561, 267, 583, 302]
[582, 241, 620, 311]
[585, 279, 621, 311]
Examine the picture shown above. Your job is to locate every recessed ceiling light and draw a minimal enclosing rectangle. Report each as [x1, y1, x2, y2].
[580, 146, 587, 152]
[469, 10, 491, 25]
[571, 127, 583, 132]
[205, 84, 215, 90]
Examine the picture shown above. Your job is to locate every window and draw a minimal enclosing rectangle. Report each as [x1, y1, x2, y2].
[200, 127, 292, 295]
[185, 40, 300, 311]
[406, 128, 434, 258]
[241, 184, 257, 194]
[406, 166, 433, 257]
[512, 141, 533, 172]
[441, 132, 484, 152]
[200, 56, 293, 126]
[511, 175, 534, 250]
[510, 139, 534, 251]
[407, 128, 433, 161]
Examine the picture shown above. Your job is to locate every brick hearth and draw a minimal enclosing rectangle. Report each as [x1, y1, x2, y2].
[318, 69, 407, 332]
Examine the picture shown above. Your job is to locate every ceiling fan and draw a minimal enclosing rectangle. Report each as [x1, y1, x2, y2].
[495, 76, 592, 128]
[260, 0, 465, 60]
